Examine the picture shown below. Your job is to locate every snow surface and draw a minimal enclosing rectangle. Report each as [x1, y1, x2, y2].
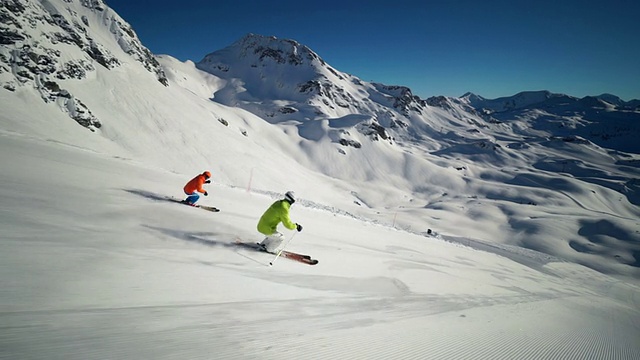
[1, 0, 639, 358]
[1, 104, 640, 359]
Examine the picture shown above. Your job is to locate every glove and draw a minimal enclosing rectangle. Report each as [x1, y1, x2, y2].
[204, 191, 208, 196]
[205, 180, 211, 184]
[296, 223, 303, 232]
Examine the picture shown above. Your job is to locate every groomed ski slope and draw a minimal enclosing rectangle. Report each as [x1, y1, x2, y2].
[1, 124, 639, 359]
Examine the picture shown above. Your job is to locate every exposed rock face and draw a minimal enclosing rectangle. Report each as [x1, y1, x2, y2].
[0, 0, 168, 130]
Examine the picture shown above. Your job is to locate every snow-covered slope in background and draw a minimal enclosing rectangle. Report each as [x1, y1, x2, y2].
[1, 1, 639, 279]
[194, 35, 640, 279]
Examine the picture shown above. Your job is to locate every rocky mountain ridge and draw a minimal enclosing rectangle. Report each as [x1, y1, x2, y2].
[0, 0, 167, 130]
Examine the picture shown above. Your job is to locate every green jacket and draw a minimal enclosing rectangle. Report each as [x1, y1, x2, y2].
[257, 200, 296, 235]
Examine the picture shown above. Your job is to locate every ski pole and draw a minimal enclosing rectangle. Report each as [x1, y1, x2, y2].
[269, 232, 297, 266]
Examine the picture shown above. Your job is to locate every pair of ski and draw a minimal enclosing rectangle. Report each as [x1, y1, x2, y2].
[167, 197, 220, 212]
[235, 241, 318, 266]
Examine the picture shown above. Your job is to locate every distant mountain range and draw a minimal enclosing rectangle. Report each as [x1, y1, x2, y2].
[193, 34, 639, 157]
[461, 90, 640, 112]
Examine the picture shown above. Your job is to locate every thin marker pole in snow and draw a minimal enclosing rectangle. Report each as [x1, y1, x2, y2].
[269, 232, 297, 266]
[246, 168, 254, 193]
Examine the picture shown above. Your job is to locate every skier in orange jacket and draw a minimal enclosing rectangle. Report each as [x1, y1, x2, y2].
[181, 171, 211, 206]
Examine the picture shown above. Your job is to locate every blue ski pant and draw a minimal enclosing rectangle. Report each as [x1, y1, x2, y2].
[184, 191, 200, 204]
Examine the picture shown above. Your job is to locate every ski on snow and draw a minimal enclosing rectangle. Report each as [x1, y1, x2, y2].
[166, 197, 220, 212]
[234, 241, 318, 265]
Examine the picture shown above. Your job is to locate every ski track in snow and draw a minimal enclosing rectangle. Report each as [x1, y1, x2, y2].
[3, 294, 640, 359]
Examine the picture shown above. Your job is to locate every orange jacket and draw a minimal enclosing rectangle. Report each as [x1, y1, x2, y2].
[184, 174, 207, 194]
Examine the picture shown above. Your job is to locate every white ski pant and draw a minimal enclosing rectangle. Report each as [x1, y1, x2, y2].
[260, 232, 284, 252]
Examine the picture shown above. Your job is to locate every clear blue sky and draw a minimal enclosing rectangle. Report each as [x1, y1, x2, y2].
[105, 0, 639, 101]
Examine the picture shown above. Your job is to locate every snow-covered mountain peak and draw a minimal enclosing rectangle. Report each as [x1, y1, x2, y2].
[195, 34, 433, 145]
[459, 92, 485, 103]
[196, 33, 330, 81]
[233, 33, 322, 67]
[476, 90, 558, 111]
[595, 93, 624, 105]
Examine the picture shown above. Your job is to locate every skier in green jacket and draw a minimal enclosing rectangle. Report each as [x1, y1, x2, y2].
[257, 191, 303, 252]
